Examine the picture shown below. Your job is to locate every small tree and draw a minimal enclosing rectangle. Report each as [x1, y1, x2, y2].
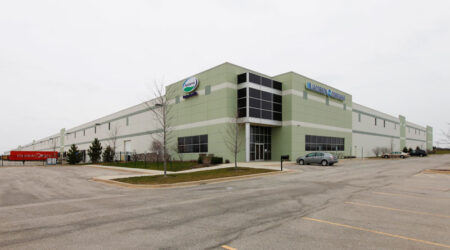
[372, 147, 381, 157]
[416, 146, 421, 151]
[402, 146, 408, 153]
[380, 147, 390, 155]
[102, 145, 114, 163]
[408, 147, 413, 153]
[150, 140, 164, 162]
[67, 144, 82, 164]
[224, 112, 244, 169]
[108, 126, 120, 161]
[88, 138, 102, 163]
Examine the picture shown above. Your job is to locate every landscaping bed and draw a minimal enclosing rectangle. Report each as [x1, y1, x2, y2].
[114, 167, 276, 185]
[99, 161, 199, 172]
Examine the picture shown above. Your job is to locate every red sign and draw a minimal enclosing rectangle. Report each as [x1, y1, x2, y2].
[9, 151, 58, 161]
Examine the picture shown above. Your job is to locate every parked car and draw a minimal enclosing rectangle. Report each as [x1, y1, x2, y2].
[409, 149, 428, 157]
[381, 151, 410, 159]
[297, 152, 338, 166]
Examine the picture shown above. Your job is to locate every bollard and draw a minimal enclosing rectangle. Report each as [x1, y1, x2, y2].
[280, 155, 289, 171]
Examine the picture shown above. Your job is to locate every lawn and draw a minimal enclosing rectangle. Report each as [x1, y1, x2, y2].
[114, 167, 276, 185]
[100, 161, 198, 172]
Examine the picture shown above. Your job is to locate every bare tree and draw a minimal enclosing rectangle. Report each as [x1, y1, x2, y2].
[224, 112, 244, 169]
[372, 147, 381, 157]
[145, 83, 175, 176]
[150, 140, 163, 162]
[108, 125, 120, 161]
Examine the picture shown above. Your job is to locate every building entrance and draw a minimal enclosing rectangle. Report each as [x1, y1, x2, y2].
[250, 126, 271, 161]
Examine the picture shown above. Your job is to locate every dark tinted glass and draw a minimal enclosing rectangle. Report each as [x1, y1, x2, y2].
[261, 91, 272, 101]
[273, 103, 282, 112]
[249, 98, 260, 108]
[192, 136, 199, 144]
[249, 108, 260, 118]
[273, 94, 282, 103]
[185, 137, 193, 144]
[261, 110, 272, 119]
[237, 73, 247, 83]
[238, 98, 246, 108]
[238, 88, 246, 98]
[261, 77, 272, 88]
[178, 137, 184, 145]
[200, 135, 208, 143]
[273, 81, 282, 90]
[200, 144, 208, 152]
[249, 73, 261, 84]
[238, 108, 246, 117]
[261, 101, 272, 110]
[249, 88, 261, 98]
[273, 112, 282, 121]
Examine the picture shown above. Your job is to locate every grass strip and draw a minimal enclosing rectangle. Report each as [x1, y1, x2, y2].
[114, 167, 275, 185]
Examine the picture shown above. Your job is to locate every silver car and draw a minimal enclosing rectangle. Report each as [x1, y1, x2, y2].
[296, 152, 338, 166]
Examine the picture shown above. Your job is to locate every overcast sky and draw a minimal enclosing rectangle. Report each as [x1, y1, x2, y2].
[1, 0, 449, 153]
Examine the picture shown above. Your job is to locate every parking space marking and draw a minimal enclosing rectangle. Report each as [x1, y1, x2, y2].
[373, 191, 447, 200]
[221, 245, 237, 250]
[302, 217, 450, 249]
[346, 201, 450, 219]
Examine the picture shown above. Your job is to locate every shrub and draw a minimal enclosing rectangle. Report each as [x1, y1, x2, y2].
[197, 155, 203, 164]
[88, 138, 102, 163]
[402, 146, 408, 153]
[102, 146, 114, 163]
[211, 157, 223, 165]
[225, 159, 230, 163]
[67, 144, 82, 164]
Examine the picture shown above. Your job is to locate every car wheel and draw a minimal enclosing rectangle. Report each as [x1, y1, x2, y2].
[420, 154, 423, 157]
[400, 155, 405, 159]
[299, 159, 305, 165]
[383, 155, 388, 158]
[321, 160, 328, 166]
[329, 163, 334, 166]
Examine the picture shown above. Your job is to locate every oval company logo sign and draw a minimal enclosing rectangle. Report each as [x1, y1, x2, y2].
[182, 77, 199, 93]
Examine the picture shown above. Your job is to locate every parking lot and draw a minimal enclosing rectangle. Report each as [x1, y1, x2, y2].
[0, 155, 449, 249]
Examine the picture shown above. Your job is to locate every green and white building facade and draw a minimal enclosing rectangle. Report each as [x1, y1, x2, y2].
[12, 63, 433, 161]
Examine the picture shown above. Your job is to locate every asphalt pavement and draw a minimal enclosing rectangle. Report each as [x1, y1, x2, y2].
[0, 155, 449, 250]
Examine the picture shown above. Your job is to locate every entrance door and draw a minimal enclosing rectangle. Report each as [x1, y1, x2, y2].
[255, 143, 264, 161]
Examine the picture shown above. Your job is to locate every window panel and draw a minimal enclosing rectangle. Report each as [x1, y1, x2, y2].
[249, 88, 261, 98]
[273, 81, 282, 90]
[237, 73, 247, 83]
[261, 110, 272, 120]
[273, 103, 282, 112]
[238, 108, 246, 117]
[238, 88, 246, 98]
[249, 108, 261, 118]
[261, 91, 272, 101]
[261, 77, 272, 88]
[273, 112, 282, 121]
[238, 98, 247, 108]
[261, 101, 272, 110]
[273, 94, 282, 103]
[249, 73, 261, 84]
[249, 98, 261, 108]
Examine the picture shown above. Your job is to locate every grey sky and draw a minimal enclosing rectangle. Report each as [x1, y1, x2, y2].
[1, 0, 449, 153]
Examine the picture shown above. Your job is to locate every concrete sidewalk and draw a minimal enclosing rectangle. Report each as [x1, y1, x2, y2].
[89, 161, 289, 182]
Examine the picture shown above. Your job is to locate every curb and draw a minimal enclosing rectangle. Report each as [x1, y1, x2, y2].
[92, 169, 296, 189]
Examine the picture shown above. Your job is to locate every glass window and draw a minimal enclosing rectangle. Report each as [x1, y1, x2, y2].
[261, 101, 272, 110]
[249, 108, 260, 118]
[249, 73, 261, 84]
[261, 91, 272, 101]
[238, 98, 246, 108]
[238, 108, 246, 117]
[238, 88, 246, 98]
[249, 98, 260, 108]
[273, 81, 282, 90]
[261, 77, 272, 88]
[178, 134, 208, 153]
[273, 94, 282, 103]
[237, 73, 247, 83]
[273, 103, 282, 112]
[261, 110, 272, 119]
[249, 88, 261, 98]
[273, 112, 282, 121]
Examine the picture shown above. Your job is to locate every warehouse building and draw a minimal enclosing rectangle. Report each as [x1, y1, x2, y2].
[10, 62, 433, 161]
